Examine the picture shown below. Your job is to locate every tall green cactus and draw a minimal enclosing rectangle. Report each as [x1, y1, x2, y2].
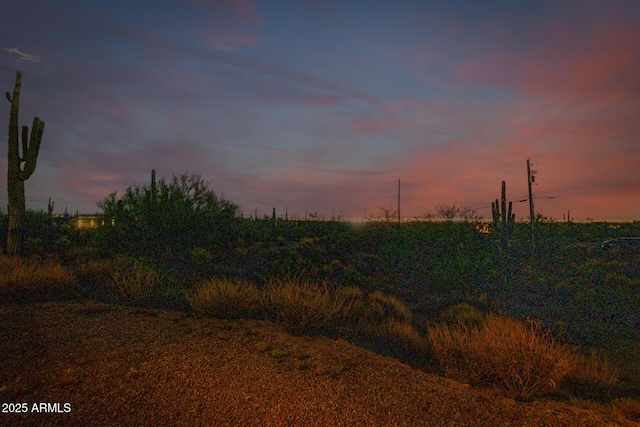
[150, 169, 157, 204]
[491, 181, 516, 258]
[492, 181, 514, 234]
[491, 180, 515, 253]
[491, 181, 515, 285]
[47, 197, 55, 218]
[6, 71, 45, 255]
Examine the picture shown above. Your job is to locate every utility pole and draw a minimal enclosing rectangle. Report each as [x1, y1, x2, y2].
[397, 178, 401, 224]
[527, 158, 536, 258]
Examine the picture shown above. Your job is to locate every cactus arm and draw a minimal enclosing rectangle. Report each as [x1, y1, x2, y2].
[492, 199, 500, 227]
[507, 201, 514, 234]
[20, 125, 28, 161]
[151, 169, 157, 203]
[8, 71, 21, 120]
[500, 181, 507, 231]
[492, 181, 516, 238]
[20, 117, 44, 180]
[7, 73, 21, 169]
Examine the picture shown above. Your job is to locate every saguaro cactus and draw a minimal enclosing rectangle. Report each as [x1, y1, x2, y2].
[491, 181, 515, 285]
[491, 180, 515, 250]
[150, 169, 157, 204]
[6, 71, 46, 255]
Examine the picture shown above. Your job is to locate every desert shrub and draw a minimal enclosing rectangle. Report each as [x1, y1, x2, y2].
[339, 265, 376, 291]
[97, 172, 240, 260]
[109, 256, 160, 304]
[440, 303, 485, 326]
[427, 321, 492, 385]
[181, 247, 221, 281]
[565, 349, 620, 398]
[366, 291, 412, 324]
[74, 257, 114, 282]
[262, 280, 348, 335]
[570, 397, 640, 425]
[188, 279, 260, 319]
[372, 319, 427, 353]
[428, 314, 579, 399]
[333, 286, 425, 354]
[609, 398, 640, 424]
[16, 210, 76, 255]
[336, 286, 367, 326]
[0, 254, 77, 301]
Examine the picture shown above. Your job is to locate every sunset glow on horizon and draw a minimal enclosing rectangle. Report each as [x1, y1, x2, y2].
[1, 0, 639, 221]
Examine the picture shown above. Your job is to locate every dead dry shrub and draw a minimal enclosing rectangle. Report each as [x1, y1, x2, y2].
[428, 314, 579, 399]
[188, 279, 261, 319]
[427, 321, 492, 385]
[262, 280, 348, 335]
[74, 258, 114, 284]
[336, 286, 366, 327]
[570, 397, 640, 426]
[366, 291, 412, 324]
[610, 398, 640, 425]
[372, 319, 427, 353]
[109, 256, 159, 304]
[566, 349, 620, 398]
[440, 303, 485, 326]
[0, 254, 76, 301]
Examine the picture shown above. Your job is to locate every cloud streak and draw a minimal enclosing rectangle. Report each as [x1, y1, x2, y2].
[3, 48, 45, 62]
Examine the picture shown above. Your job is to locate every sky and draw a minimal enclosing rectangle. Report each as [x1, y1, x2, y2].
[1, 0, 639, 221]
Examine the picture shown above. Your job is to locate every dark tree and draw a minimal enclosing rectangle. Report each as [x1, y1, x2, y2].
[98, 171, 240, 258]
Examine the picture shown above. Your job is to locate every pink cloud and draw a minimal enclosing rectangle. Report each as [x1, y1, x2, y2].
[348, 116, 409, 136]
[222, 0, 265, 25]
[304, 0, 333, 12]
[305, 95, 343, 107]
[185, 0, 265, 25]
[202, 30, 261, 50]
[453, 16, 640, 110]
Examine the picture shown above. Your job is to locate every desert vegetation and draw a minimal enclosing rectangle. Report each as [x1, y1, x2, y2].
[1, 171, 639, 424]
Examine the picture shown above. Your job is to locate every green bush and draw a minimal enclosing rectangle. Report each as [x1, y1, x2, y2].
[96, 172, 240, 260]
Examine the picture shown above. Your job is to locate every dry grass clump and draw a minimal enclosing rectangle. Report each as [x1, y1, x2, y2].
[262, 280, 348, 335]
[109, 256, 160, 304]
[565, 349, 620, 398]
[428, 314, 579, 399]
[0, 254, 76, 301]
[186, 278, 422, 351]
[188, 279, 261, 319]
[336, 285, 367, 326]
[609, 398, 640, 425]
[439, 303, 485, 326]
[73, 258, 115, 284]
[570, 397, 640, 426]
[335, 286, 414, 329]
[349, 290, 424, 351]
[366, 291, 412, 324]
[373, 319, 427, 353]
